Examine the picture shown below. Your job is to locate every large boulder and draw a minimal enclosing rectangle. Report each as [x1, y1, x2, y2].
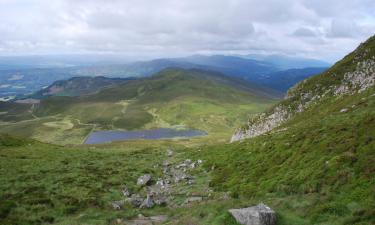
[229, 203, 277, 225]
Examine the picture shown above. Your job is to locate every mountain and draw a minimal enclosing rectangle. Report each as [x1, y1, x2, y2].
[0, 68, 277, 144]
[0, 54, 328, 99]
[243, 54, 331, 69]
[0, 37, 374, 225]
[198, 35, 375, 223]
[26, 76, 135, 99]
[255, 67, 328, 92]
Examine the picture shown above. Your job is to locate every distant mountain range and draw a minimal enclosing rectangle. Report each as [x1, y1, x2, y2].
[241, 54, 331, 69]
[0, 54, 330, 98]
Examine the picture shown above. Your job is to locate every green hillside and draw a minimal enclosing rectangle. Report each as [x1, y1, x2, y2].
[0, 37, 374, 225]
[198, 35, 375, 224]
[0, 68, 276, 144]
[29, 76, 135, 98]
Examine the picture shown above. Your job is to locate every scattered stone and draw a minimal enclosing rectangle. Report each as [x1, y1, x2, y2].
[340, 108, 349, 113]
[185, 159, 192, 164]
[128, 194, 143, 208]
[137, 174, 152, 186]
[167, 149, 174, 157]
[184, 196, 203, 204]
[187, 179, 195, 185]
[229, 203, 277, 225]
[123, 214, 168, 225]
[156, 178, 165, 187]
[153, 193, 167, 206]
[110, 200, 125, 210]
[197, 159, 203, 164]
[122, 186, 130, 197]
[162, 160, 171, 167]
[140, 194, 154, 208]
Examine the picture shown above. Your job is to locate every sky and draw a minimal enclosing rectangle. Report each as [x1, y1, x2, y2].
[0, 0, 374, 62]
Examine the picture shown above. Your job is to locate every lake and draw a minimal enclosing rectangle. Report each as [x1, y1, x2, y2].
[84, 128, 207, 144]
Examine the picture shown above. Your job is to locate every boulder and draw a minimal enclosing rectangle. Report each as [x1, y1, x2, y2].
[229, 203, 277, 225]
[137, 174, 152, 186]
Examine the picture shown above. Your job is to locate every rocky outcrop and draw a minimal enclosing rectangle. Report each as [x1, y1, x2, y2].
[231, 38, 375, 142]
[229, 203, 277, 225]
[334, 59, 375, 95]
[230, 105, 290, 142]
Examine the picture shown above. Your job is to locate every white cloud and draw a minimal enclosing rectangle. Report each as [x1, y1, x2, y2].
[0, 0, 374, 62]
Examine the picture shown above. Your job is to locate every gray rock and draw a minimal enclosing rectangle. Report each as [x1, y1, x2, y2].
[167, 149, 174, 157]
[340, 108, 348, 113]
[140, 194, 154, 208]
[122, 186, 130, 197]
[229, 203, 277, 225]
[110, 200, 125, 210]
[184, 196, 203, 204]
[128, 194, 143, 208]
[137, 174, 152, 186]
[123, 214, 167, 225]
[153, 193, 167, 206]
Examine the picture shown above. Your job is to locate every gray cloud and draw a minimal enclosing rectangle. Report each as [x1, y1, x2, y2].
[0, 0, 374, 62]
[293, 28, 317, 37]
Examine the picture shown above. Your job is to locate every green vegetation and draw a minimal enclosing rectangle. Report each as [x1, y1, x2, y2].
[195, 87, 375, 224]
[0, 37, 374, 225]
[0, 68, 276, 144]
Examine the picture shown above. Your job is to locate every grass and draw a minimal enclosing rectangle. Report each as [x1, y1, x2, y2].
[0, 91, 373, 224]
[0, 68, 276, 145]
[190, 87, 375, 225]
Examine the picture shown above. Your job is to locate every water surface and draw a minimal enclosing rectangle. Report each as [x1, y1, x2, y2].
[85, 128, 207, 144]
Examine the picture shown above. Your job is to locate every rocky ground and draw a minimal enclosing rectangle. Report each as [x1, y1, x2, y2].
[108, 148, 219, 224]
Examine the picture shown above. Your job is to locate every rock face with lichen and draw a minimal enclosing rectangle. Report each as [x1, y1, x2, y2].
[231, 35, 375, 142]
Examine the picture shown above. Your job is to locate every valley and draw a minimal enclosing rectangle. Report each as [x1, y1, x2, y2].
[0, 68, 277, 145]
[0, 26, 374, 225]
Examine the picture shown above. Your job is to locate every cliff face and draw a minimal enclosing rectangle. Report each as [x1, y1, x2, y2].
[231, 35, 375, 142]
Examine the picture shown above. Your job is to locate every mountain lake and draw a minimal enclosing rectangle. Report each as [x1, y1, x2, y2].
[84, 128, 207, 144]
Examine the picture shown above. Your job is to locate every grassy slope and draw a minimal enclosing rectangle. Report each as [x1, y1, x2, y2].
[0, 68, 276, 144]
[184, 36, 375, 224]
[193, 87, 375, 225]
[1, 88, 373, 225]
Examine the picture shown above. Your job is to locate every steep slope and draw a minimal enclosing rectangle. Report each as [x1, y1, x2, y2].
[0, 68, 277, 144]
[231, 35, 375, 142]
[184, 35, 375, 224]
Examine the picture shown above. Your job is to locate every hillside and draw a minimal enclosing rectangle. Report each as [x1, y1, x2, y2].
[0, 37, 374, 225]
[196, 35, 375, 224]
[0, 68, 277, 144]
[27, 76, 135, 99]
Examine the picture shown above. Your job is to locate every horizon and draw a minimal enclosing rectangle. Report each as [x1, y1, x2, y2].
[1, 0, 374, 62]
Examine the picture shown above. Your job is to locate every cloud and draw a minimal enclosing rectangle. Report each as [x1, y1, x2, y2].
[293, 28, 317, 37]
[0, 0, 374, 62]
